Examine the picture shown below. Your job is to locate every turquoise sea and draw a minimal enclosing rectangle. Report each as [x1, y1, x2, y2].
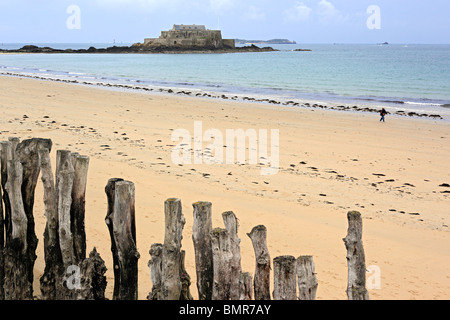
[1, 43, 450, 119]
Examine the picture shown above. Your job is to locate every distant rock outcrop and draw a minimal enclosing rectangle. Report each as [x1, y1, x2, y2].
[235, 39, 296, 45]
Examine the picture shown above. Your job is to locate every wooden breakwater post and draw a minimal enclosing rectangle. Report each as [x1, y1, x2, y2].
[71, 153, 89, 264]
[40, 147, 106, 300]
[179, 249, 193, 300]
[192, 201, 213, 300]
[17, 138, 53, 291]
[1, 137, 51, 299]
[0, 158, 3, 300]
[343, 211, 370, 300]
[148, 243, 163, 300]
[239, 272, 253, 300]
[147, 198, 193, 300]
[161, 198, 188, 300]
[297, 255, 318, 300]
[105, 178, 139, 300]
[248, 225, 271, 300]
[210, 227, 232, 300]
[150, 200, 249, 301]
[0, 141, 10, 300]
[148, 198, 192, 300]
[37, 147, 61, 299]
[148, 246, 192, 300]
[273, 255, 297, 300]
[222, 211, 242, 300]
[3, 156, 31, 299]
[0, 138, 105, 300]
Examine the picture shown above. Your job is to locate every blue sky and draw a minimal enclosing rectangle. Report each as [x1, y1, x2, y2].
[0, 0, 449, 44]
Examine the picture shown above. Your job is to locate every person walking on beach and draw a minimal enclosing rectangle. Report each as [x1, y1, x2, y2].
[380, 108, 387, 122]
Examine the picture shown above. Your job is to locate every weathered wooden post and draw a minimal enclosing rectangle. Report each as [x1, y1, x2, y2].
[192, 201, 213, 300]
[222, 211, 242, 300]
[161, 198, 185, 300]
[39, 146, 106, 300]
[210, 227, 232, 300]
[76, 248, 108, 300]
[105, 179, 139, 300]
[147, 243, 163, 300]
[343, 211, 370, 300]
[273, 255, 297, 300]
[38, 147, 63, 299]
[16, 138, 53, 292]
[0, 174, 3, 301]
[3, 158, 32, 299]
[8, 137, 20, 157]
[70, 154, 89, 264]
[247, 225, 271, 300]
[239, 272, 253, 300]
[1, 141, 13, 245]
[179, 250, 193, 300]
[105, 178, 124, 299]
[56, 150, 75, 268]
[297, 255, 318, 300]
[0, 154, 4, 300]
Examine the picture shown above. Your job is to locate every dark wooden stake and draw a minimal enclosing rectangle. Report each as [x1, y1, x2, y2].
[3, 158, 32, 299]
[106, 179, 139, 300]
[76, 248, 107, 300]
[38, 147, 63, 300]
[247, 225, 271, 300]
[239, 272, 253, 300]
[56, 150, 75, 267]
[70, 154, 89, 264]
[210, 227, 232, 300]
[192, 201, 213, 300]
[161, 198, 185, 300]
[343, 211, 370, 300]
[273, 255, 297, 300]
[0, 166, 4, 300]
[1, 141, 13, 246]
[16, 138, 52, 294]
[296, 255, 318, 300]
[222, 211, 242, 300]
[105, 178, 124, 300]
[147, 243, 163, 300]
[179, 250, 193, 300]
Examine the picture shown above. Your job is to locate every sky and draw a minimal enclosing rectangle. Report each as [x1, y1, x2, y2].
[0, 0, 449, 44]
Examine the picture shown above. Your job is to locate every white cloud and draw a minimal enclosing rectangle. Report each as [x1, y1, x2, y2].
[209, 0, 236, 14]
[284, 1, 312, 22]
[242, 6, 266, 21]
[317, 0, 346, 23]
[94, 0, 170, 11]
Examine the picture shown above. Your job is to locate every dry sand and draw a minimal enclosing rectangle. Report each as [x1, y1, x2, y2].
[0, 76, 449, 300]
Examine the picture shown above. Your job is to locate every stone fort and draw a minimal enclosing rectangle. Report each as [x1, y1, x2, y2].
[143, 24, 235, 49]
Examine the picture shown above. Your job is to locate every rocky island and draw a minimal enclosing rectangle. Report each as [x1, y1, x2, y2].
[1, 24, 277, 54]
[0, 44, 276, 54]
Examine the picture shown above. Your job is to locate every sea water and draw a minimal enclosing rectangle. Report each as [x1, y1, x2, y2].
[1, 43, 449, 118]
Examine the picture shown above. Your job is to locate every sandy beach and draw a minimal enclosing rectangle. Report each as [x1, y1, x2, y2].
[0, 75, 449, 300]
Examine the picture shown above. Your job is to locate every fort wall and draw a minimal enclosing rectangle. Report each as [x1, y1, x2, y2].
[143, 25, 235, 49]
